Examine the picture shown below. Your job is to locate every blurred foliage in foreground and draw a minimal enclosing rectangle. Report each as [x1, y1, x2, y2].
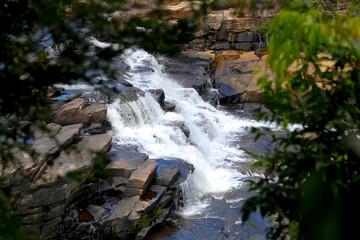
[242, 3, 360, 240]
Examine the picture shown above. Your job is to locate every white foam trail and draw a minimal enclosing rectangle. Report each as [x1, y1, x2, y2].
[107, 48, 274, 216]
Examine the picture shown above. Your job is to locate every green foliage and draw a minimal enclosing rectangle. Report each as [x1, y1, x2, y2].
[242, 8, 360, 240]
[347, 0, 360, 17]
[128, 208, 162, 236]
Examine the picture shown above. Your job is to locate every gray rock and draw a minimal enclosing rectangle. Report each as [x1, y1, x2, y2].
[156, 167, 180, 186]
[165, 121, 190, 138]
[87, 204, 106, 220]
[102, 195, 140, 234]
[106, 152, 148, 178]
[18, 181, 76, 209]
[81, 121, 111, 135]
[46, 123, 62, 136]
[32, 136, 59, 155]
[236, 31, 255, 42]
[78, 134, 112, 153]
[155, 194, 172, 210]
[235, 42, 254, 51]
[54, 123, 82, 147]
[124, 188, 142, 197]
[144, 185, 167, 214]
[148, 89, 165, 107]
[163, 102, 176, 112]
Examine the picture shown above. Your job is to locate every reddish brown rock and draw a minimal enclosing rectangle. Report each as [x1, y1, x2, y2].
[127, 159, 158, 190]
[54, 98, 107, 126]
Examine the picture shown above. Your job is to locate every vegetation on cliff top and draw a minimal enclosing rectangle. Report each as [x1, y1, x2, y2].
[241, 2, 360, 240]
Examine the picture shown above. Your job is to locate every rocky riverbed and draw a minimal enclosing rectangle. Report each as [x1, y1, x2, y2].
[0, 1, 280, 239]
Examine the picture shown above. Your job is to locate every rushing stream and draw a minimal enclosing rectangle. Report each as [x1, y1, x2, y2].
[105, 48, 271, 239]
[56, 44, 271, 239]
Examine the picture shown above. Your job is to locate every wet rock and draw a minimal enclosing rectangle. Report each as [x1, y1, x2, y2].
[145, 185, 167, 214]
[156, 167, 180, 186]
[102, 195, 140, 234]
[87, 204, 106, 220]
[165, 121, 190, 138]
[106, 151, 148, 178]
[148, 89, 165, 107]
[81, 121, 111, 135]
[155, 194, 172, 210]
[163, 102, 176, 112]
[112, 86, 145, 103]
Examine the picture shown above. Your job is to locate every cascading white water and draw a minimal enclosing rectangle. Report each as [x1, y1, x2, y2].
[106, 48, 271, 217]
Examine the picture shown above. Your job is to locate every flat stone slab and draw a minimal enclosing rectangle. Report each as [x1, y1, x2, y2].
[78, 134, 112, 153]
[156, 166, 180, 186]
[54, 123, 82, 147]
[127, 159, 158, 190]
[40, 149, 94, 183]
[106, 152, 148, 178]
[32, 136, 59, 155]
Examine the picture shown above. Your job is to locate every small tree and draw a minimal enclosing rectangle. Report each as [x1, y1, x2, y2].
[242, 6, 360, 240]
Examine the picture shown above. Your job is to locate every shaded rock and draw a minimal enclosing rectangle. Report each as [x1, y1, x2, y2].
[87, 204, 106, 220]
[81, 121, 111, 135]
[156, 167, 180, 186]
[46, 123, 62, 136]
[165, 121, 190, 138]
[144, 185, 167, 214]
[102, 195, 140, 234]
[155, 194, 172, 210]
[148, 89, 165, 107]
[113, 86, 145, 103]
[163, 102, 176, 112]
[124, 188, 143, 197]
[18, 181, 76, 210]
[40, 150, 94, 183]
[106, 151, 148, 178]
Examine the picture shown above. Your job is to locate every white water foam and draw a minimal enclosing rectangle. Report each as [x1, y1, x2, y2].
[106, 48, 273, 216]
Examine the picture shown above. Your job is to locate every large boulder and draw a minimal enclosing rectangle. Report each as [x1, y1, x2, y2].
[212, 51, 272, 104]
[54, 98, 107, 126]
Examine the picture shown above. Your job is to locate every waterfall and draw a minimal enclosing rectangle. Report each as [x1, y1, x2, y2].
[106, 48, 269, 216]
